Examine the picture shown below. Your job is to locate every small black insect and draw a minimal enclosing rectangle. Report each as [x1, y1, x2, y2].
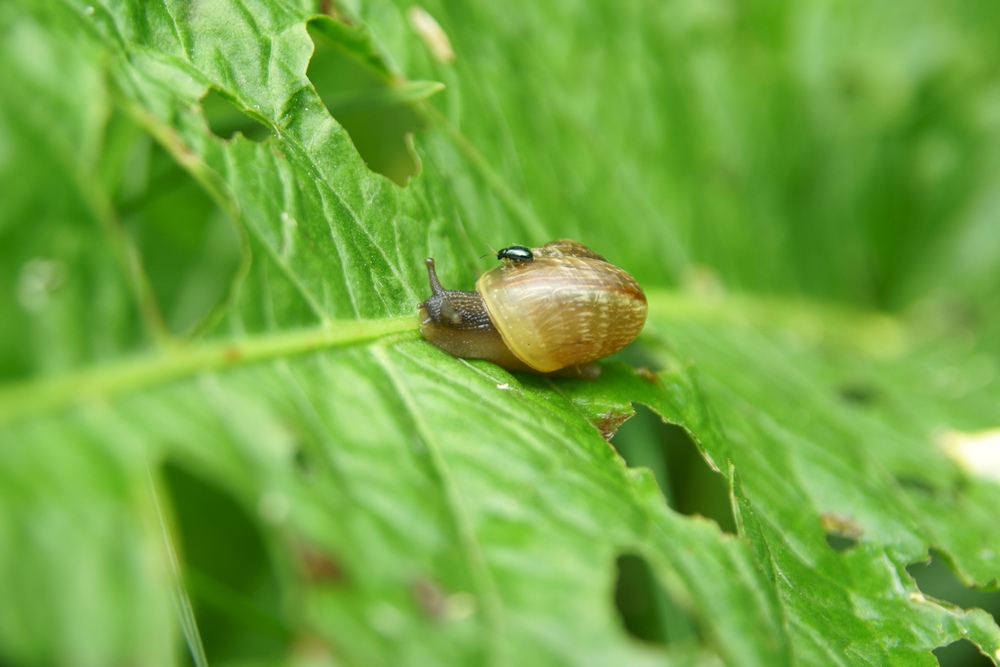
[496, 245, 534, 262]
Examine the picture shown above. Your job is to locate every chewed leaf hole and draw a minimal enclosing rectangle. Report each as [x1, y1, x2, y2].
[897, 475, 938, 495]
[613, 406, 736, 535]
[821, 513, 864, 553]
[933, 639, 995, 667]
[109, 111, 242, 336]
[836, 382, 880, 407]
[907, 551, 1000, 620]
[201, 88, 271, 142]
[614, 553, 698, 647]
[162, 462, 291, 662]
[825, 533, 860, 553]
[306, 17, 443, 187]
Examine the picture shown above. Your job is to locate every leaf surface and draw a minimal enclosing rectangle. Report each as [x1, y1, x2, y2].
[2, 1, 999, 666]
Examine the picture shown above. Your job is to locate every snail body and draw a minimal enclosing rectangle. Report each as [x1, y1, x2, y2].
[418, 240, 647, 377]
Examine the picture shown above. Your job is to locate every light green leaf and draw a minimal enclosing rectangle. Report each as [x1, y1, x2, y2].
[2, 0, 999, 666]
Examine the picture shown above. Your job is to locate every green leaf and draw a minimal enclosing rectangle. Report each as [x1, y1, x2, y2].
[2, 0, 1000, 666]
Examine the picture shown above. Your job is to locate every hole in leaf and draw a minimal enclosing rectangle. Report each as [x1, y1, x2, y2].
[825, 533, 860, 553]
[613, 553, 700, 647]
[306, 16, 443, 186]
[907, 551, 1000, 621]
[933, 639, 995, 667]
[821, 513, 864, 552]
[837, 382, 879, 407]
[107, 111, 242, 336]
[293, 443, 314, 478]
[163, 461, 291, 663]
[614, 554, 668, 645]
[897, 475, 939, 496]
[201, 87, 271, 142]
[613, 406, 736, 534]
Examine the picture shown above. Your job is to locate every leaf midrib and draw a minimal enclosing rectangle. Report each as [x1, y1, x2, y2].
[0, 291, 907, 426]
[0, 316, 420, 425]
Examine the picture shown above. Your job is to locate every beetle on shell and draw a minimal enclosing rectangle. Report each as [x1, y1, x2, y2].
[418, 240, 647, 378]
[494, 245, 534, 262]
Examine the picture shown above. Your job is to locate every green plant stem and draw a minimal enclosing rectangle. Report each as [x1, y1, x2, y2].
[0, 291, 908, 426]
[0, 316, 421, 425]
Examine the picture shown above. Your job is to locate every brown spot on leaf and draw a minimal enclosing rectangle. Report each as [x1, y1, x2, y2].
[820, 512, 864, 540]
[635, 366, 659, 383]
[412, 578, 448, 619]
[593, 409, 634, 440]
[296, 543, 346, 584]
[821, 512, 864, 551]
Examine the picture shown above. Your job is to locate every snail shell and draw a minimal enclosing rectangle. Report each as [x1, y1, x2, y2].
[418, 240, 647, 377]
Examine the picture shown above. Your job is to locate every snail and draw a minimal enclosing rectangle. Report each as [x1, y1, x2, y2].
[418, 240, 647, 378]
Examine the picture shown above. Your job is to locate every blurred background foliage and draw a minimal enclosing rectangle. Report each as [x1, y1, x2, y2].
[2, 0, 1000, 665]
[406, 0, 1000, 313]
